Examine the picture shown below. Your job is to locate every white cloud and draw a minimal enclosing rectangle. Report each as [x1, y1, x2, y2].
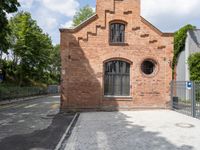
[45, 18, 58, 30]
[33, 7, 58, 30]
[61, 20, 73, 28]
[141, 0, 200, 31]
[19, 0, 34, 9]
[142, 0, 200, 17]
[17, 0, 81, 43]
[41, 0, 79, 17]
[16, 0, 200, 44]
[92, 7, 96, 12]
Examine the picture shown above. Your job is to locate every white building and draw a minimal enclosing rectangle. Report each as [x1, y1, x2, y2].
[176, 29, 200, 81]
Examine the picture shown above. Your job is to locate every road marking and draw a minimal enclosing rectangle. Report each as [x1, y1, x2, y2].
[6, 113, 17, 116]
[18, 120, 25, 123]
[24, 104, 38, 109]
[14, 104, 27, 108]
[21, 113, 30, 115]
[51, 104, 60, 109]
[52, 96, 60, 98]
[0, 104, 27, 110]
[0, 119, 12, 126]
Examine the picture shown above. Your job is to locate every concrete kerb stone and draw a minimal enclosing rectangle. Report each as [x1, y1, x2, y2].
[0, 95, 52, 106]
[54, 113, 79, 150]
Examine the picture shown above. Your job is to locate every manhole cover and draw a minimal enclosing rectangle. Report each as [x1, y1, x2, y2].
[175, 123, 195, 128]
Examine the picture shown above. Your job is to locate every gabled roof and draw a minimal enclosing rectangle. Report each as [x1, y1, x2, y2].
[59, 14, 98, 33]
[59, 14, 174, 37]
[140, 16, 173, 37]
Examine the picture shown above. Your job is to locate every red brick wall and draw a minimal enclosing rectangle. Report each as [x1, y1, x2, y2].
[60, 0, 173, 111]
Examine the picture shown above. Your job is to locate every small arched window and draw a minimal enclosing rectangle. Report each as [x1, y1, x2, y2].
[104, 60, 130, 96]
[110, 23, 125, 43]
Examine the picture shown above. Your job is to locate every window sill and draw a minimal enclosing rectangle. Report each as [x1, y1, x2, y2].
[104, 95, 133, 101]
[109, 42, 129, 46]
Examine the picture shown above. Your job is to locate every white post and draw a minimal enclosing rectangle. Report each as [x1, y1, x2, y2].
[185, 32, 190, 101]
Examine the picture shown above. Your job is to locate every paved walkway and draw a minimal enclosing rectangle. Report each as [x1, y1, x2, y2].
[65, 110, 200, 150]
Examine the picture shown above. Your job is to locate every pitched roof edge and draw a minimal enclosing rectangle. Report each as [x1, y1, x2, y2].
[59, 14, 98, 33]
[140, 16, 174, 37]
[59, 14, 174, 37]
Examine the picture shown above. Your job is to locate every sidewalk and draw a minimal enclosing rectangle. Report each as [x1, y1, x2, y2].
[64, 110, 200, 150]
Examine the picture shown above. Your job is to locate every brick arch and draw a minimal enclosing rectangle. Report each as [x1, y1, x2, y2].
[103, 57, 133, 65]
[101, 51, 134, 64]
[109, 20, 128, 25]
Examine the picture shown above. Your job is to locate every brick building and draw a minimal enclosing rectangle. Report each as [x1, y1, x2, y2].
[60, 0, 174, 111]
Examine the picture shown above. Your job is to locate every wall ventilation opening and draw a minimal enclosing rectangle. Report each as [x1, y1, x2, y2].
[141, 59, 157, 76]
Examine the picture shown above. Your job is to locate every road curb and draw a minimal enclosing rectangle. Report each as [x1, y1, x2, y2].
[54, 113, 79, 150]
[0, 95, 49, 106]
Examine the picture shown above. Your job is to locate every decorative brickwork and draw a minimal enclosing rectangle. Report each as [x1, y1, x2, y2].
[60, 0, 174, 111]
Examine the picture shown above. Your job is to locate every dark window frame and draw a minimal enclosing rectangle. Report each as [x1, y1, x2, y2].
[109, 23, 125, 44]
[141, 59, 158, 76]
[104, 60, 130, 96]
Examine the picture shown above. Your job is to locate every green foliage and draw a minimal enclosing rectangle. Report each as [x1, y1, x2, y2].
[173, 24, 196, 78]
[48, 44, 61, 84]
[72, 5, 95, 27]
[188, 53, 200, 81]
[8, 12, 54, 85]
[2, 11, 61, 86]
[0, 0, 20, 53]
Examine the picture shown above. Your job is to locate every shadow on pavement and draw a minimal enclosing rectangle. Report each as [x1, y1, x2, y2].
[0, 113, 75, 150]
[67, 112, 194, 150]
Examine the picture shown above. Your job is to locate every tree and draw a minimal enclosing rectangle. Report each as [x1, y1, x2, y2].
[188, 53, 200, 81]
[72, 5, 95, 27]
[0, 0, 20, 53]
[8, 12, 53, 86]
[173, 24, 196, 78]
[0, 0, 20, 79]
[48, 44, 61, 84]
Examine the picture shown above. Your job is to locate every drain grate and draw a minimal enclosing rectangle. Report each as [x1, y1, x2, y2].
[175, 123, 195, 128]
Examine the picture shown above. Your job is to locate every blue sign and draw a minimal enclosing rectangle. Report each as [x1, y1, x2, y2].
[186, 82, 192, 90]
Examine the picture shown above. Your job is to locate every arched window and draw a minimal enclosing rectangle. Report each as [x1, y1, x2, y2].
[110, 23, 125, 43]
[104, 60, 130, 96]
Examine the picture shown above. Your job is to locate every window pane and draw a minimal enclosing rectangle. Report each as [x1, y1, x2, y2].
[122, 75, 130, 96]
[110, 23, 125, 43]
[104, 60, 130, 96]
[113, 75, 121, 96]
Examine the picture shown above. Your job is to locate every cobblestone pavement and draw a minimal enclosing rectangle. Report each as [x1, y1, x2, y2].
[65, 110, 200, 150]
[0, 95, 74, 150]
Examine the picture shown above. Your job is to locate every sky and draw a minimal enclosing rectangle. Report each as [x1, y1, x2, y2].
[14, 0, 200, 45]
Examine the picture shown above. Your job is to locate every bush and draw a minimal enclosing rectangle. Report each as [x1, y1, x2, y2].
[173, 24, 196, 78]
[188, 53, 200, 81]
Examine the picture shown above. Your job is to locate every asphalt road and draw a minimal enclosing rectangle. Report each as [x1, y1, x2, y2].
[0, 95, 75, 150]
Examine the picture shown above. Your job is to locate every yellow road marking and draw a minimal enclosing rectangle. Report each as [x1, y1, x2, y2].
[0, 103, 28, 110]
[24, 104, 38, 109]
[51, 104, 60, 109]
